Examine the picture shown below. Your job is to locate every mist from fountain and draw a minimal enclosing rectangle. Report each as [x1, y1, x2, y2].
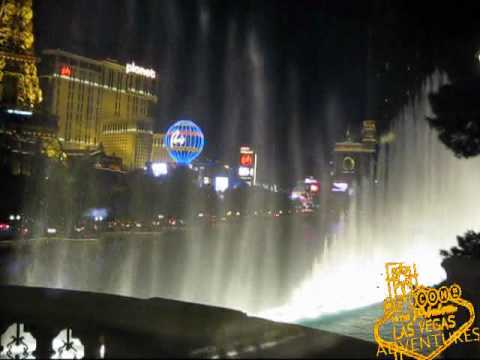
[4, 17, 326, 315]
[260, 71, 480, 322]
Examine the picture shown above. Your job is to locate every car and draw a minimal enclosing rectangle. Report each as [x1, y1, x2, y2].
[0, 223, 14, 241]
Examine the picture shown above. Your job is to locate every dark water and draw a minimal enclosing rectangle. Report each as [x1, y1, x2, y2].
[300, 303, 383, 343]
[0, 217, 327, 315]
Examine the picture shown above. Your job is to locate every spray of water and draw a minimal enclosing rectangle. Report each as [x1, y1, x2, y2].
[259, 71, 480, 322]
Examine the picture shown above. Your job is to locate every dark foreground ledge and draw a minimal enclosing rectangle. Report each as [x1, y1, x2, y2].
[0, 285, 377, 358]
[441, 257, 480, 359]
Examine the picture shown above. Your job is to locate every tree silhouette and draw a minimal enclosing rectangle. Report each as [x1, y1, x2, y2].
[428, 79, 480, 158]
[429, 79, 480, 259]
[440, 230, 480, 259]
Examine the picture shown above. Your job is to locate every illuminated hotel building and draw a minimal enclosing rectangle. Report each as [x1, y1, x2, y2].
[333, 120, 377, 183]
[39, 49, 158, 169]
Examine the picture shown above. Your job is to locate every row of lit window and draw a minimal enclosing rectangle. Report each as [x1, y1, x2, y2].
[54, 59, 154, 92]
[102, 128, 153, 135]
[64, 139, 96, 145]
[103, 68, 152, 94]
[53, 73, 155, 98]
[123, 93, 150, 116]
[102, 122, 152, 134]
[64, 112, 98, 140]
[60, 75, 150, 124]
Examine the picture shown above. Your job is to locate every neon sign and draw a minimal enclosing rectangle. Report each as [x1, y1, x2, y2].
[238, 146, 257, 185]
[126, 62, 156, 79]
[332, 182, 349, 192]
[7, 109, 32, 116]
[171, 130, 186, 146]
[240, 154, 254, 167]
[164, 120, 205, 164]
[151, 162, 168, 177]
[215, 177, 229, 192]
[238, 166, 250, 177]
[310, 184, 319, 192]
[60, 65, 72, 77]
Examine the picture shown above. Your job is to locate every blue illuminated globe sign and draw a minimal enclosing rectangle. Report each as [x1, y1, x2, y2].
[164, 120, 205, 164]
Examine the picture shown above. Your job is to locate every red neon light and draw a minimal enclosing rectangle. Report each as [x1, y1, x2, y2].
[60, 65, 72, 77]
[240, 154, 254, 167]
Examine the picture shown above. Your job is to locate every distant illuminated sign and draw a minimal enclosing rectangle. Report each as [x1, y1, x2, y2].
[52, 328, 85, 359]
[87, 208, 108, 220]
[332, 182, 349, 192]
[152, 162, 168, 177]
[240, 153, 254, 167]
[164, 120, 204, 165]
[7, 109, 32, 116]
[238, 166, 250, 177]
[1, 324, 37, 359]
[126, 62, 156, 79]
[310, 184, 319, 192]
[215, 177, 229, 192]
[171, 130, 186, 146]
[60, 65, 72, 77]
[291, 191, 304, 200]
[239, 146, 257, 185]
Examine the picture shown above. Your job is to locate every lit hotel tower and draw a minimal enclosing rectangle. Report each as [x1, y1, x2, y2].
[0, 0, 42, 108]
[40, 49, 158, 169]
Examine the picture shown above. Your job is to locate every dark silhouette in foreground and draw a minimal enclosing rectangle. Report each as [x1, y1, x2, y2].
[428, 79, 480, 158]
[0, 285, 376, 359]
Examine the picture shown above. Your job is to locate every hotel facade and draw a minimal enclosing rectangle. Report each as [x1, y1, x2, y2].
[333, 120, 378, 183]
[39, 49, 158, 169]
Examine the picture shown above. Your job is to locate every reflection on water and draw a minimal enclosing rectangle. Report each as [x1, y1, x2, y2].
[3, 219, 325, 315]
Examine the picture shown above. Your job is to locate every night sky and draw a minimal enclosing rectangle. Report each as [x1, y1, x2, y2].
[34, 0, 372, 185]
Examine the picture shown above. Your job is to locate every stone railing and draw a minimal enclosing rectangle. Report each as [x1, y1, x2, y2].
[0, 285, 377, 359]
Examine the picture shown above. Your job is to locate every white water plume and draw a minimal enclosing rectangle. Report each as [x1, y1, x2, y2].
[259, 71, 480, 323]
